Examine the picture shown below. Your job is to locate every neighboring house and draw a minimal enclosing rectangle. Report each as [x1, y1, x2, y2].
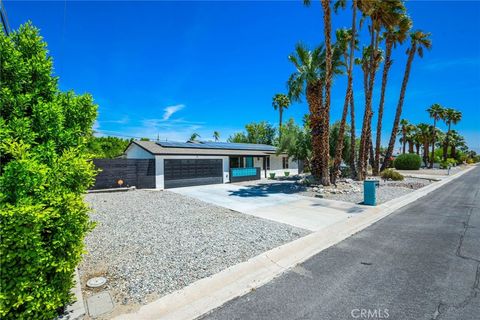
[124, 140, 300, 189]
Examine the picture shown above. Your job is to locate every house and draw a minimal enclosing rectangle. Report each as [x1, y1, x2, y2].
[124, 140, 300, 189]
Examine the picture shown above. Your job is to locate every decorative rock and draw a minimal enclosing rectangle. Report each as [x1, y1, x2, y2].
[87, 277, 107, 288]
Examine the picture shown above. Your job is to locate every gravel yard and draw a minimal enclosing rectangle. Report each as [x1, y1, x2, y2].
[79, 190, 308, 309]
[299, 177, 433, 204]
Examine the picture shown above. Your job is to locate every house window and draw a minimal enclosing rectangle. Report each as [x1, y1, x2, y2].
[282, 157, 289, 169]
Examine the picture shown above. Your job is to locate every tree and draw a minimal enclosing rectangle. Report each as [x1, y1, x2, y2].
[382, 30, 432, 170]
[227, 121, 276, 145]
[442, 108, 462, 160]
[276, 118, 312, 169]
[272, 93, 290, 134]
[357, 0, 405, 180]
[213, 131, 220, 142]
[0, 23, 97, 319]
[373, 14, 411, 175]
[87, 136, 130, 158]
[416, 123, 434, 167]
[427, 103, 444, 167]
[399, 119, 410, 154]
[189, 132, 200, 141]
[287, 43, 324, 179]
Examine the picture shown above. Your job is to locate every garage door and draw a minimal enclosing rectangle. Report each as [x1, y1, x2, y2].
[164, 159, 223, 188]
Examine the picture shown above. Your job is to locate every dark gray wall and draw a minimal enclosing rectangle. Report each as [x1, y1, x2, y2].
[92, 159, 155, 189]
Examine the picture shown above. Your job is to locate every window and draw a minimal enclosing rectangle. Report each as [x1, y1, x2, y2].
[282, 157, 289, 169]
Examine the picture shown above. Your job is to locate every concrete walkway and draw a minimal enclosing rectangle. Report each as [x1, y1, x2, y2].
[170, 182, 367, 231]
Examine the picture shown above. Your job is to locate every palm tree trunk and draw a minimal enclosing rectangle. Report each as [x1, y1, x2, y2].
[349, 91, 357, 178]
[332, 1, 357, 184]
[423, 143, 429, 167]
[402, 131, 406, 154]
[358, 29, 378, 180]
[278, 107, 283, 139]
[443, 122, 451, 160]
[307, 82, 322, 180]
[416, 143, 420, 155]
[429, 118, 436, 168]
[320, 0, 332, 186]
[381, 43, 417, 171]
[408, 141, 414, 153]
[373, 40, 393, 175]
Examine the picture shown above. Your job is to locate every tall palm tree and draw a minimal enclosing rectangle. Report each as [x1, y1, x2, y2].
[427, 103, 444, 167]
[189, 133, 200, 141]
[331, 28, 358, 183]
[382, 30, 432, 171]
[373, 15, 411, 175]
[416, 123, 433, 167]
[331, 0, 359, 183]
[213, 131, 220, 142]
[287, 43, 324, 179]
[272, 93, 290, 135]
[399, 119, 410, 154]
[442, 108, 462, 160]
[448, 130, 465, 160]
[356, 0, 405, 179]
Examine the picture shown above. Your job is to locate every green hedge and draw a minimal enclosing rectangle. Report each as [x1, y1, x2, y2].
[393, 153, 422, 170]
[0, 23, 97, 319]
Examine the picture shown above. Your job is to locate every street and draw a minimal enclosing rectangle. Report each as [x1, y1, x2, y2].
[201, 166, 480, 320]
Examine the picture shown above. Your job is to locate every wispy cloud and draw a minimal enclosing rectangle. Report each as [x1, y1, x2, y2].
[422, 58, 480, 71]
[162, 104, 185, 121]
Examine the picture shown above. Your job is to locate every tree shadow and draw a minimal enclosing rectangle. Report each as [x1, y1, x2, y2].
[228, 182, 307, 198]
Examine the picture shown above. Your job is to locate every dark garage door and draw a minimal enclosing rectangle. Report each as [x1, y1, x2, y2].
[164, 159, 223, 188]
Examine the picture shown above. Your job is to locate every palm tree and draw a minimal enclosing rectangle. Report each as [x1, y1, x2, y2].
[442, 108, 462, 160]
[399, 119, 410, 154]
[382, 30, 432, 171]
[189, 133, 200, 141]
[416, 123, 433, 167]
[373, 15, 411, 175]
[331, 28, 359, 183]
[287, 43, 324, 179]
[427, 103, 444, 168]
[272, 93, 290, 135]
[356, 0, 405, 179]
[213, 131, 220, 142]
[448, 130, 466, 160]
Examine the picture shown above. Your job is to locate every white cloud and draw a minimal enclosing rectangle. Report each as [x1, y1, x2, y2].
[162, 104, 185, 121]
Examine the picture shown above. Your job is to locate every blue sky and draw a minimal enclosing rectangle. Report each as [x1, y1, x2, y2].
[6, 1, 480, 152]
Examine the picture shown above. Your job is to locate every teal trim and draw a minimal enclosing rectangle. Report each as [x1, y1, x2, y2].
[231, 168, 257, 177]
[245, 156, 253, 168]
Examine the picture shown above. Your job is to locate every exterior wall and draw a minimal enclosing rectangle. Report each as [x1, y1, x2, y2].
[267, 155, 299, 177]
[125, 144, 155, 159]
[154, 155, 229, 189]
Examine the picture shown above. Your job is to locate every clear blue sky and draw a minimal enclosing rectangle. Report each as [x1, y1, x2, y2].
[5, 1, 480, 152]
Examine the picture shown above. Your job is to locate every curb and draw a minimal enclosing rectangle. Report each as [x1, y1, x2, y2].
[57, 269, 86, 320]
[114, 166, 476, 320]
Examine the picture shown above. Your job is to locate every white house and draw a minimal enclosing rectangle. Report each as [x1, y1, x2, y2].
[124, 140, 300, 189]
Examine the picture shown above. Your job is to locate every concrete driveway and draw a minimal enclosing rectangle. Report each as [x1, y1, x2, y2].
[169, 181, 368, 231]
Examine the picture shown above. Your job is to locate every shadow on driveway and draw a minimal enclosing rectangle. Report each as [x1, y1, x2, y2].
[228, 182, 307, 198]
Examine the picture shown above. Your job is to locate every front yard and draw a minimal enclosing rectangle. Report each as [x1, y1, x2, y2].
[79, 190, 309, 315]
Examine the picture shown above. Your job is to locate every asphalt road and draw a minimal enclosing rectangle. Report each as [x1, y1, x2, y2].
[201, 166, 480, 320]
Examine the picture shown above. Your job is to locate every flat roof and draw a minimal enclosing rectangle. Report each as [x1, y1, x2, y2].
[128, 140, 279, 156]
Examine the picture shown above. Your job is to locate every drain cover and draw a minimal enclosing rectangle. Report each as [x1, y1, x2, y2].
[87, 277, 107, 288]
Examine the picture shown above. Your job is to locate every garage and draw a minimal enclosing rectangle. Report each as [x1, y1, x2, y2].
[164, 159, 223, 188]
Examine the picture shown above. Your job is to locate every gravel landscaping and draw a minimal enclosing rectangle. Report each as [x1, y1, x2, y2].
[299, 177, 433, 204]
[79, 190, 309, 308]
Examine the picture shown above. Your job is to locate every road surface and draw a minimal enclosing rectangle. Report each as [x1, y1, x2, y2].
[201, 166, 480, 320]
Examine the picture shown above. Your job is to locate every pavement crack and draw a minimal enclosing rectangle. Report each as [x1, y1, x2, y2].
[432, 207, 480, 319]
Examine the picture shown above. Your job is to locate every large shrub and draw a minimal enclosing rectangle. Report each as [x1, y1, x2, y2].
[0, 23, 97, 319]
[393, 153, 422, 170]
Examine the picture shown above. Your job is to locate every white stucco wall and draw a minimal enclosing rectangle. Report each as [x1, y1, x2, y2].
[125, 144, 154, 159]
[154, 155, 229, 189]
[252, 155, 298, 177]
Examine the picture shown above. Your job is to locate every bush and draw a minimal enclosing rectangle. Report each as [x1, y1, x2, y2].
[393, 153, 422, 170]
[284, 171, 290, 177]
[440, 158, 457, 169]
[380, 169, 404, 181]
[269, 173, 276, 179]
[0, 23, 97, 319]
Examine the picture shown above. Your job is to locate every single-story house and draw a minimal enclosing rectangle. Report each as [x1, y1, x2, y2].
[124, 140, 301, 189]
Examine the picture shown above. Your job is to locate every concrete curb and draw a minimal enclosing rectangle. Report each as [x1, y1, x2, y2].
[57, 269, 86, 320]
[114, 166, 476, 320]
